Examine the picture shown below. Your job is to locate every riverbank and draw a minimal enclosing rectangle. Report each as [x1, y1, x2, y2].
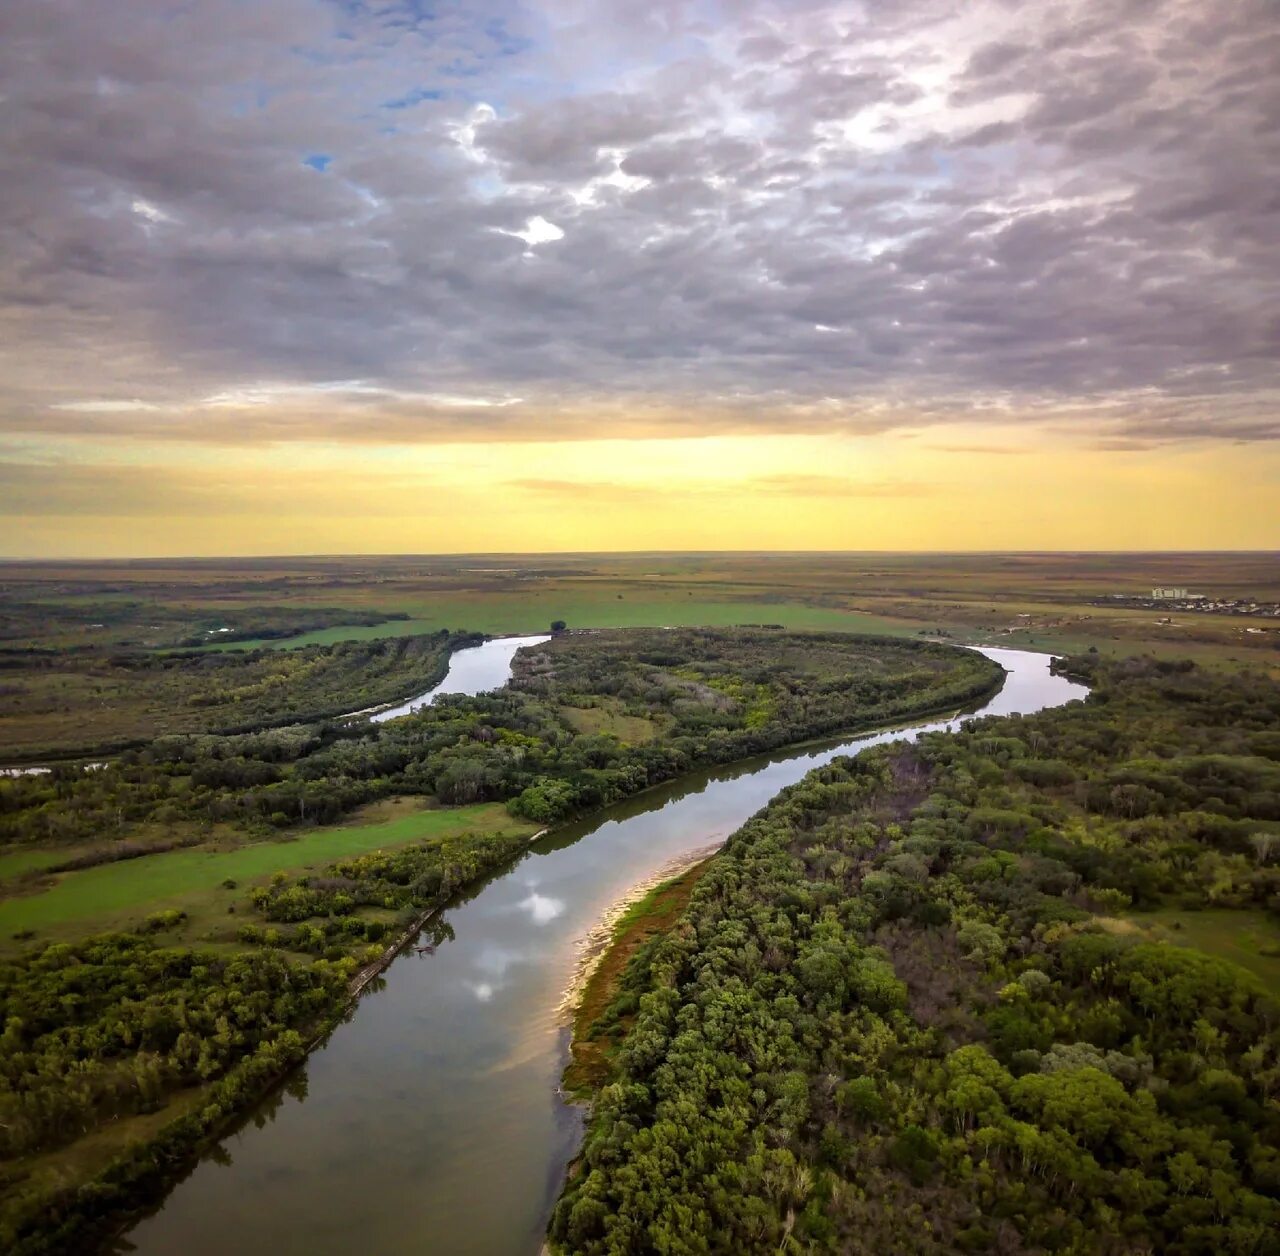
[560, 846, 720, 1096]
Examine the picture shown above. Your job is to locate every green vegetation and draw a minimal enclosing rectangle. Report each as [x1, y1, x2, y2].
[560, 703, 659, 743]
[0, 814, 538, 1254]
[5, 553, 1276, 678]
[211, 604, 913, 650]
[0, 630, 477, 760]
[552, 654, 1280, 1255]
[205, 616, 449, 650]
[0, 630, 999, 852]
[565, 859, 714, 1097]
[0, 801, 529, 946]
[0, 628, 996, 1252]
[4, 556, 1278, 1252]
[0, 596, 405, 652]
[1120, 908, 1280, 989]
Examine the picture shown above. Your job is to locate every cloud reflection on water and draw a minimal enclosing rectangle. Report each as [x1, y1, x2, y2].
[518, 891, 565, 926]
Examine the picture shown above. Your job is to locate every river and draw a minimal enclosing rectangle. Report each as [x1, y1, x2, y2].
[116, 646, 1087, 1256]
[366, 634, 552, 722]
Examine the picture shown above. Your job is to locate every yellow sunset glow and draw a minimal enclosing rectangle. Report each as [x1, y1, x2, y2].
[4, 431, 1274, 557]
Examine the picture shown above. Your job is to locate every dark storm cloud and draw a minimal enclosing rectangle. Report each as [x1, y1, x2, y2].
[1, 0, 1276, 446]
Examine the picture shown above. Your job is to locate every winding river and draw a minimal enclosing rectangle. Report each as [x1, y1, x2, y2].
[365, 635, 552, 723]
[117, 645, 1087, 1256]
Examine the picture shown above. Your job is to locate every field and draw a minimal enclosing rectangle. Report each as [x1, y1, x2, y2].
[209, 601, 913, 650]
[0, 799, 535, 952]
[1119, 907, 1280, 988]
[560, 701, 660, 742]
[3, 553, 1275, 673]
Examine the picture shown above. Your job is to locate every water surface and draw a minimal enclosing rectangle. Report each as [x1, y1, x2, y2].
[367, 634, 552, 723]
[119, 647, 1086, 1256]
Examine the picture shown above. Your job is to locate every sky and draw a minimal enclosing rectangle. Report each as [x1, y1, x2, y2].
[1, 0, 1277, 556]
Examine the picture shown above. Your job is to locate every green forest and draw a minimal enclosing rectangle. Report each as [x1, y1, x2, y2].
[0, 630, 999, 849]
[0, 629, 998, 1252]
[552, 654, 1280, 1255]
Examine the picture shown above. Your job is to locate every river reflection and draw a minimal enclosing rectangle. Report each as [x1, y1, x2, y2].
[117, 648, 1086, 1256]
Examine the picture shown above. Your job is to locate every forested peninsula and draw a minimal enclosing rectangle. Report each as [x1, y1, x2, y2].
[552, 654, 1280, 1255]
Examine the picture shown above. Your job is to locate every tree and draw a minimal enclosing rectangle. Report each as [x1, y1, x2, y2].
[551, 619, 567, 633]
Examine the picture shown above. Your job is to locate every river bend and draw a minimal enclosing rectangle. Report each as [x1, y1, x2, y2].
[119, 646, 1087, 1256]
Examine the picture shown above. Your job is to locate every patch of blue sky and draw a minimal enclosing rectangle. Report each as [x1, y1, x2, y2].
[483, 17, 532, 58]
[467, 171, 508, 202]
[303, 154, 333, 172]
[327, 0, 443, 36]
[382, 87, 446, 109]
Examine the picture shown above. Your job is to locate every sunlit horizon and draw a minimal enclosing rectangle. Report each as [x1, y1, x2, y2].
[2, 0, 1276, 556]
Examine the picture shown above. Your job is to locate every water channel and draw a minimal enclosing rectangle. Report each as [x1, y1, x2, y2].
[118, 645, 1087, 1256]
[366, 635, 552, 723]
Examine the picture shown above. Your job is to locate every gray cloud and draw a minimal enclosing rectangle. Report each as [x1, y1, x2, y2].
[1, 0, 1276, 448]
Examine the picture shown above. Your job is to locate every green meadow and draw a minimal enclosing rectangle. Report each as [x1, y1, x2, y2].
[211, 599, 918, 650]
[0, 801, 535, 946]
[1126, 907, 1280, 989]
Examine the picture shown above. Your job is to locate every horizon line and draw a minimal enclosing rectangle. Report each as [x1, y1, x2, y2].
[2, 547, 1277, 564]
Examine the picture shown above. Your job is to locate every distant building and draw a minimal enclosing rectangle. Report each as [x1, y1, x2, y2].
[1151, 586, 1188, 599]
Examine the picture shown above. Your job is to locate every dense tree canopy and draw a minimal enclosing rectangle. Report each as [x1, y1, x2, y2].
[552, 654, 1280, 1255]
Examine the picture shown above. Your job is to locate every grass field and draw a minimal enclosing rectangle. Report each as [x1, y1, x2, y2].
[0, 799, 536, 950]
[210, 600, 917, 650]
[560, 703, 661, 743]
[212, 616, 449, 649]
[1122, 907, 1280, 990]
[0, 850, 66, 881]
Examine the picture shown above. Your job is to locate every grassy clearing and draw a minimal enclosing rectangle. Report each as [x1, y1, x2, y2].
[564, 858, 714, 1096]
[9, 1084, 213, 1221]
[560, 703, 660, 743]
[0, 850, 66, 882]
[208, 616, 445, 650]
[1121, 907, 1280, 990]
[0, 800, 535, 949]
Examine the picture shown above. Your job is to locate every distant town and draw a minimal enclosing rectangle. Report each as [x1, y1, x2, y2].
[1094, 587, 1280, 618]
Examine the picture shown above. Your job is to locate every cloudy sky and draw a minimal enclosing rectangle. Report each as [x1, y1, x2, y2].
[2, 0, 1277, 555]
